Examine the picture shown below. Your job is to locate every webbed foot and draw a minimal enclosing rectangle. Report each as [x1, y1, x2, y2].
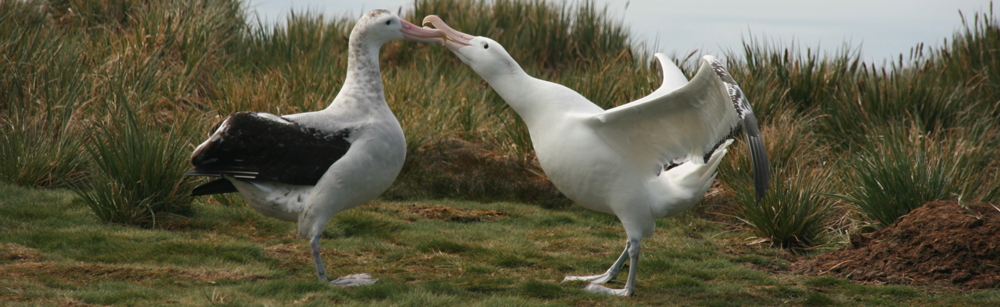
[328, 273, 378, 287]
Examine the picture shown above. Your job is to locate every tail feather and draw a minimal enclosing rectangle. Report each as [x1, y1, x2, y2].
[666, 139, 732, 190]
[649, 140, 732, 218]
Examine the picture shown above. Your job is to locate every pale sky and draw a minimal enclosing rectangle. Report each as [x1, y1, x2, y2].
[244, 0, 993, 64]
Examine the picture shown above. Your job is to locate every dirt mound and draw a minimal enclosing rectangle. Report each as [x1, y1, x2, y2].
[794, 201, 1000, 289]
[385, 138, 567, 207]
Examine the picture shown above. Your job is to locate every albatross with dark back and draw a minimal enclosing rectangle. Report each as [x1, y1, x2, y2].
[185, 9, 445, 287]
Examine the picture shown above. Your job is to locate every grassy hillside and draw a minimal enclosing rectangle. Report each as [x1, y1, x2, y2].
[1, 0, 999, 305]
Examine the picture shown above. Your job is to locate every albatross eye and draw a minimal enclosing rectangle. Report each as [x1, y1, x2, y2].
[483, 43, 489, 50]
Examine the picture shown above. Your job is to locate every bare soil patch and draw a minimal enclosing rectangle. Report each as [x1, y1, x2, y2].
[794, 201, 1000, 289]
[1, 243, 40, 263]
[400, 204, 508, 222]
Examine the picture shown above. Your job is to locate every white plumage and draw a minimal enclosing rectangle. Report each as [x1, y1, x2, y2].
[425, 15, 770, 296]
[186, 10, 444, 287]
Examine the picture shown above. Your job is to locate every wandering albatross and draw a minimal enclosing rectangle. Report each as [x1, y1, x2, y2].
[185, 10, 444, 287]
[424, 16, 771, 296]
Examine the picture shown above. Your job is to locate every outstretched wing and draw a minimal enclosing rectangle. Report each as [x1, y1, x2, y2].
[590, 55, 770, 202]
[186, 112, 353, 195]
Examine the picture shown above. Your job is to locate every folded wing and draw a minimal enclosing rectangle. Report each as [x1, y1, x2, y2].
[186, 112, 353, 194]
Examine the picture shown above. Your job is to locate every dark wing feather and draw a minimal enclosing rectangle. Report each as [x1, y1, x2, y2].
[708, 59, 772, 203]
[187, 111, 352, 187]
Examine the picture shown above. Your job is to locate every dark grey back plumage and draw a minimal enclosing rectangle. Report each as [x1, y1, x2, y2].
[186, 112, 352, 195]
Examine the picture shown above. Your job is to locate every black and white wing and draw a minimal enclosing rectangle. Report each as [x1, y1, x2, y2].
[186, 111, 352, 196]
[590, 55, 771, 202]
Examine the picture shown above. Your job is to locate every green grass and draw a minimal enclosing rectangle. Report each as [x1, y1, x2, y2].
[4, 182, 999, 306]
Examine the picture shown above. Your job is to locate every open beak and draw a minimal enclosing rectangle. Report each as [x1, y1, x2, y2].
[422, 15, 474, 52]
[399, 19, 446, 45]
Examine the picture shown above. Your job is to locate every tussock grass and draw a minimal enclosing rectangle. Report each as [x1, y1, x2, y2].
[736, 37, 864, 122]
[718, 109, 837, 249]
[0, 1, 90, 188]
[731, 167, 837, 249]
[839, 122, 1000, 228]
[411, 0, 631, 71]
[72, 108, 199, 228]
[0, 112, 88, 188]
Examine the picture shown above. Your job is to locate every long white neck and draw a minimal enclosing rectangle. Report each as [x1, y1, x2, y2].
[482, 68, 530, 107]
[481, 68, 599, 128]
[329, 35, 387, 111]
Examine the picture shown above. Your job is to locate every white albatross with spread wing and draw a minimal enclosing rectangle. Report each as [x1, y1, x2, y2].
[424, 16, 771, 296]
[185, 10, 444, 287]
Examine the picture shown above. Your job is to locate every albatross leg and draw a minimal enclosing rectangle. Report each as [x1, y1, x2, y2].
[311, 236, 329, 282]
[311, 235, 378, 287]
[582, 238, 640, 296]
[561, 241, 630, 284]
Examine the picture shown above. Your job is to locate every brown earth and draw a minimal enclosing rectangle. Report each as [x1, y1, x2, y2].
[793, 200, 1000, 289]
[0, 243, 261, 285]
[400, 204, 508, 222]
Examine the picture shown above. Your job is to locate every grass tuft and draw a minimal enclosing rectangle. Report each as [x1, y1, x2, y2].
[720, 110, 836, 250]
[730, 168, 836, 250]
[71, 108, 198, 228]
[0, 113, 87, 188]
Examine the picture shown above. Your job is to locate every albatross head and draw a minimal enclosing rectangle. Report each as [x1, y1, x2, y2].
[353, 10, 446, 46]
[422, 15, 524, 78]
